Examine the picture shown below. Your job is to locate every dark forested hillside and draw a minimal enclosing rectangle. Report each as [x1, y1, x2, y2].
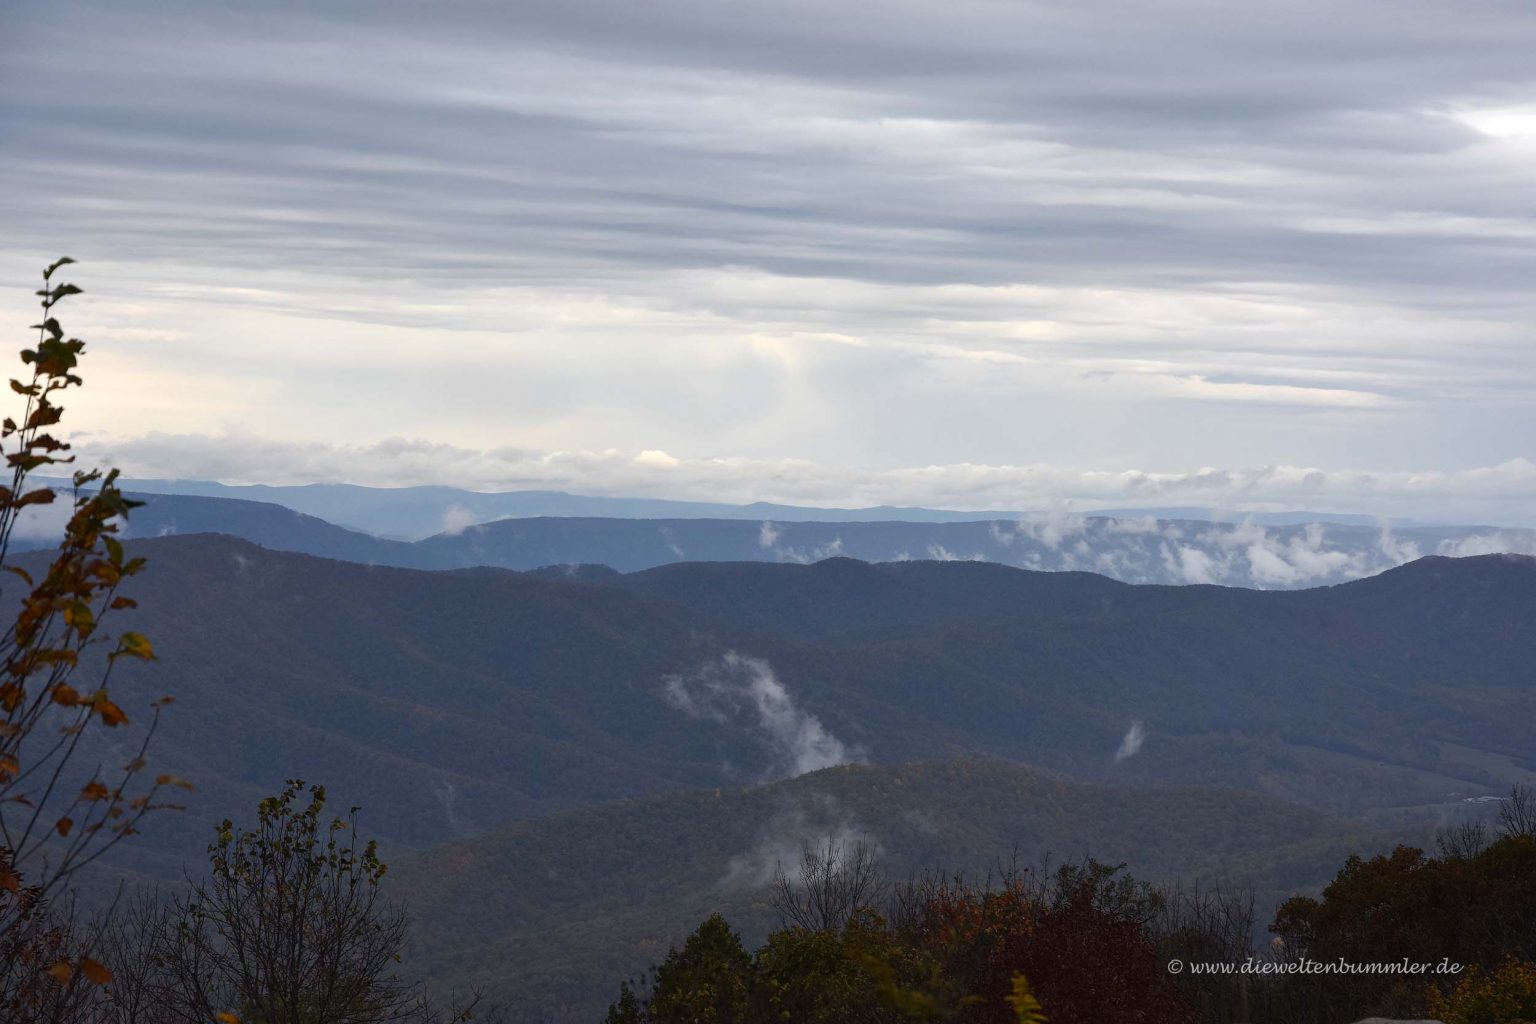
[8, 533, 1530, 1024]
[37, 535, 1532, 887]
[393, 760, 1393, 1021]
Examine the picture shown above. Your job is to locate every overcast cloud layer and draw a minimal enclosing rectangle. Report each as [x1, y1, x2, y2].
[2, 1, 1534, 521]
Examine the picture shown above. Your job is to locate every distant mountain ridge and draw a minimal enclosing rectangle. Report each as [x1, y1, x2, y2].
[104, 490, 1536, 590]
[53, 476, 1447, 539]
[95, 478, 1037, 538]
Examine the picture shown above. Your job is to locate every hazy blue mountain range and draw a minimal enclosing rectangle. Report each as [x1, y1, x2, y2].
[106, 490, 1536, 589]
[104, 478, 1032, 538]
[60, 476, 1433, 539]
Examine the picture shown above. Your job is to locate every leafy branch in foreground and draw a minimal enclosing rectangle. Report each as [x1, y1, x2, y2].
[0, 258, 177, 1019]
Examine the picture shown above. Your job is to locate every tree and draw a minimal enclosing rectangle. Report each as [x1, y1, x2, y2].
[770, 837, 884, 933]
[84, 784, 492, 1024]
[641, 913, 754, 1024]
[755, 910, 945, 1024]
[607, 909, 945, 1024]
[1428, 959, 1536, 1024]
[1270, 827, 1536, 1023]
[1498, 783, 1536, 840]
[0, 258, 172, 1021]
[136, 780, 470, 1024]
[608, 860, 1194, 1024]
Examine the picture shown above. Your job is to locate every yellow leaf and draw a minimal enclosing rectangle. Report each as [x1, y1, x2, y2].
[117, 631, 154, 660]
[1006, 973, 1047, 1024]
[46, 960, 72, 984]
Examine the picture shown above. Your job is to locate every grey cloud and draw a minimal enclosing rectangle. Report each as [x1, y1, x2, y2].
[12, 1, 1536, 304]
[1, 1, 1533, 495]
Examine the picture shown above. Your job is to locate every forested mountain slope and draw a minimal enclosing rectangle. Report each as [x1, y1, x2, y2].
[22, 535, 1527, 887]
[392, 760, 1412, 1021]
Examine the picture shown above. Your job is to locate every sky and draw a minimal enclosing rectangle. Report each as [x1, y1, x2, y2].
[2, 0, 1535, 523]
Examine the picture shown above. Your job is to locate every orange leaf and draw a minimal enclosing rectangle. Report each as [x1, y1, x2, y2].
[46, 960, 72, 984]
[55, 817, 73, 837]
[95, 698, 128, 727]
[215, 1013, 241, 1024]
[0, 868, 19, 892]
[51, 684, 81, 706]
[80, 781, 109, 801]
[79, 957, 112, 985]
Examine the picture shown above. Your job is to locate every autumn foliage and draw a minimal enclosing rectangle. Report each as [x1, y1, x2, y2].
[0, 259, 172, 1022]
[607, 859, 1195, 1024]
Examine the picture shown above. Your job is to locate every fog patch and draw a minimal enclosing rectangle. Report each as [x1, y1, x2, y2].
[659, 526, 685, 559]
[440, 504, 479, 536]
[1105, 516, 1160, 536]
[663, 652, 860, 779]
[1375, 520, 1422, 565]
[1438, 532, 1536, 558]
[927, 544, 985, 562]
[9, 500, 78, 543]
[1152, 520, 1371, 587]
[1113, 720, 1147, 763]
[720, 797, 878, 891]
[430, 773, 471, 837]
[770, 535, 846, 564]
[1017, 504, 1086, 550]
[1162, 542, 1223, 585]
